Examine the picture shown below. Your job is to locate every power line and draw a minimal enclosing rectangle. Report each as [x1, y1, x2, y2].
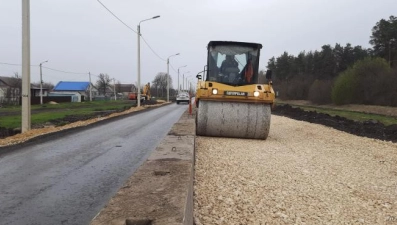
[96, 0, 137, 34]
[1, 62, 91, 76]
[141, 35, 166, 61]
[0, 62, 22, 66]
[95, 1, 169, 63]
[0, 62, 38, 67]
[42, 66, 88, 75]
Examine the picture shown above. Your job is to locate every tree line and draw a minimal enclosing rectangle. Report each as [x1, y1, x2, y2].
[267, 15, 397, 106]
[96, 72, 179, 98]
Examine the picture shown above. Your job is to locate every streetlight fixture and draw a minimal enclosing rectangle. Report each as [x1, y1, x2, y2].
[137, 15, 160, 107]
[177, 65, 187, 92]
[39, 60, 48, 105]
[167, 53, 180, 102]
[182, 71, 190, 91]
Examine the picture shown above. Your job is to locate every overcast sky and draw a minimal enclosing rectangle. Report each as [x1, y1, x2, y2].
[1, 0, 396, 89]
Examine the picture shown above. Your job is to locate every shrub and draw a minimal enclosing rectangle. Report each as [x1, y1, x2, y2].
[273, 75, 314, 100]
[308, 79, 333, 104]
[331, 68, 358, 105]
[369, 69, 397, 106]
[332, 57, 391, 105]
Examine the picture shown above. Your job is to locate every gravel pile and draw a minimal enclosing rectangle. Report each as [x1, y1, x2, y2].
[194, 115, 397, 224]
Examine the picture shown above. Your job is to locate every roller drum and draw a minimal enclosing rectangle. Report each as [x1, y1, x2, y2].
[196, 101, 271, 139]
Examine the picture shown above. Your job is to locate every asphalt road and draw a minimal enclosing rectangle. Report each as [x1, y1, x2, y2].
[0, 103, 187, 225]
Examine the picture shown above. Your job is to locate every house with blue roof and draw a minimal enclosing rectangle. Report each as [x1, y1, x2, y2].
[51, 81, 98, 102]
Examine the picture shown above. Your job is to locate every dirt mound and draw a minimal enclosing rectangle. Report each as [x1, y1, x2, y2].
[142, 99, 159, 105]
[272, 104, 397, 143]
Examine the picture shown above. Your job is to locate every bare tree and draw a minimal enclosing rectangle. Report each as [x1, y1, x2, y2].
[152, 72, 173, 97]
[42, 82, 54, 91]
[95, 73, 111, 96]
[32, 81, 54, 91]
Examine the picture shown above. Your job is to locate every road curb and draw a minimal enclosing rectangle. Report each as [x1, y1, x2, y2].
[90, 108, 195, 225]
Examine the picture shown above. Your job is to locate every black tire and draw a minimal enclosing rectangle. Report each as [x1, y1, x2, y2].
[176, 101, 179, 104]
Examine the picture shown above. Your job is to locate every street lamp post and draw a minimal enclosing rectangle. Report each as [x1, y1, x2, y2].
[187, 78, 195, 95]
[137, 15, 160, 107]
[177, 65, 187, 92]
[183, 72, 190, 91]
[167, 53, 180, 102]
[113, 78, 117, 100]
[185, 74, 192, 91]
[39, 60, 48, 105]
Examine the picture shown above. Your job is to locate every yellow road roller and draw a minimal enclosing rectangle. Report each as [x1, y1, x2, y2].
[195, 41, 275, 139]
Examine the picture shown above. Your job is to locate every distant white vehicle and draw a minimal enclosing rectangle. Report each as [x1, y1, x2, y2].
[176, 92, 190, 104]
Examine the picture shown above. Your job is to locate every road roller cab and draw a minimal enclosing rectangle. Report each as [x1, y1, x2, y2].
[195, 41, 275, 139]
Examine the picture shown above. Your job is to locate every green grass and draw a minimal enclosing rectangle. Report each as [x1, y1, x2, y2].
[0, 100, 134, 111]
[277, 103, 397, 126]
[0, 100, 136, 129]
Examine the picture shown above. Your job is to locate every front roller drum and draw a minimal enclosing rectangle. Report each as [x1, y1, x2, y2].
[196, 101, 271, 139]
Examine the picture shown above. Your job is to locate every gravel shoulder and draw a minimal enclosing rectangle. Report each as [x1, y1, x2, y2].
[279, 100, 397, 117]
[194, 115, 397, 224]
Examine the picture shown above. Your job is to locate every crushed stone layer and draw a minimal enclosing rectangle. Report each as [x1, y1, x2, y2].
[0, 103, 168, 147]
[194, 115, 397, 225]
[278, 100, 397, 117]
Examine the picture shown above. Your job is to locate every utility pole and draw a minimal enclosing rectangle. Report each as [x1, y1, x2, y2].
[166, 53, 180, 102]
[167, 58, 169, 102]
[137, 24, 141, 107]
[21, 0, 31, 132]
[40, 63, 43, 105]
[113, 78, 116, 100]
[89, 72, 92, 101]
[177, 65, 187, 93]
[185, 76, 191, 91]
[39, 60, 48, 105]
[137, 16, 160, 107]
[182, 71, 190, 91]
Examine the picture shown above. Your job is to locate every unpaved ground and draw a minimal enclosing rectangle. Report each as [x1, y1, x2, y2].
[273, 105, 397, 143]
[279, 100, 397, 117]
[194, 115, 397, 224]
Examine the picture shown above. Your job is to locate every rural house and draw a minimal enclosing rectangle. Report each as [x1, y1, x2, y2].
[51, 81, 98, 102]
[115, 83, 134, 99]
[0, 76, 21, 104]
[31, 85, 50, 98]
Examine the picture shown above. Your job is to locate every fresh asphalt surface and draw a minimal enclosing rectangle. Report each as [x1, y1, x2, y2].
[0, 103, 187, 225]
